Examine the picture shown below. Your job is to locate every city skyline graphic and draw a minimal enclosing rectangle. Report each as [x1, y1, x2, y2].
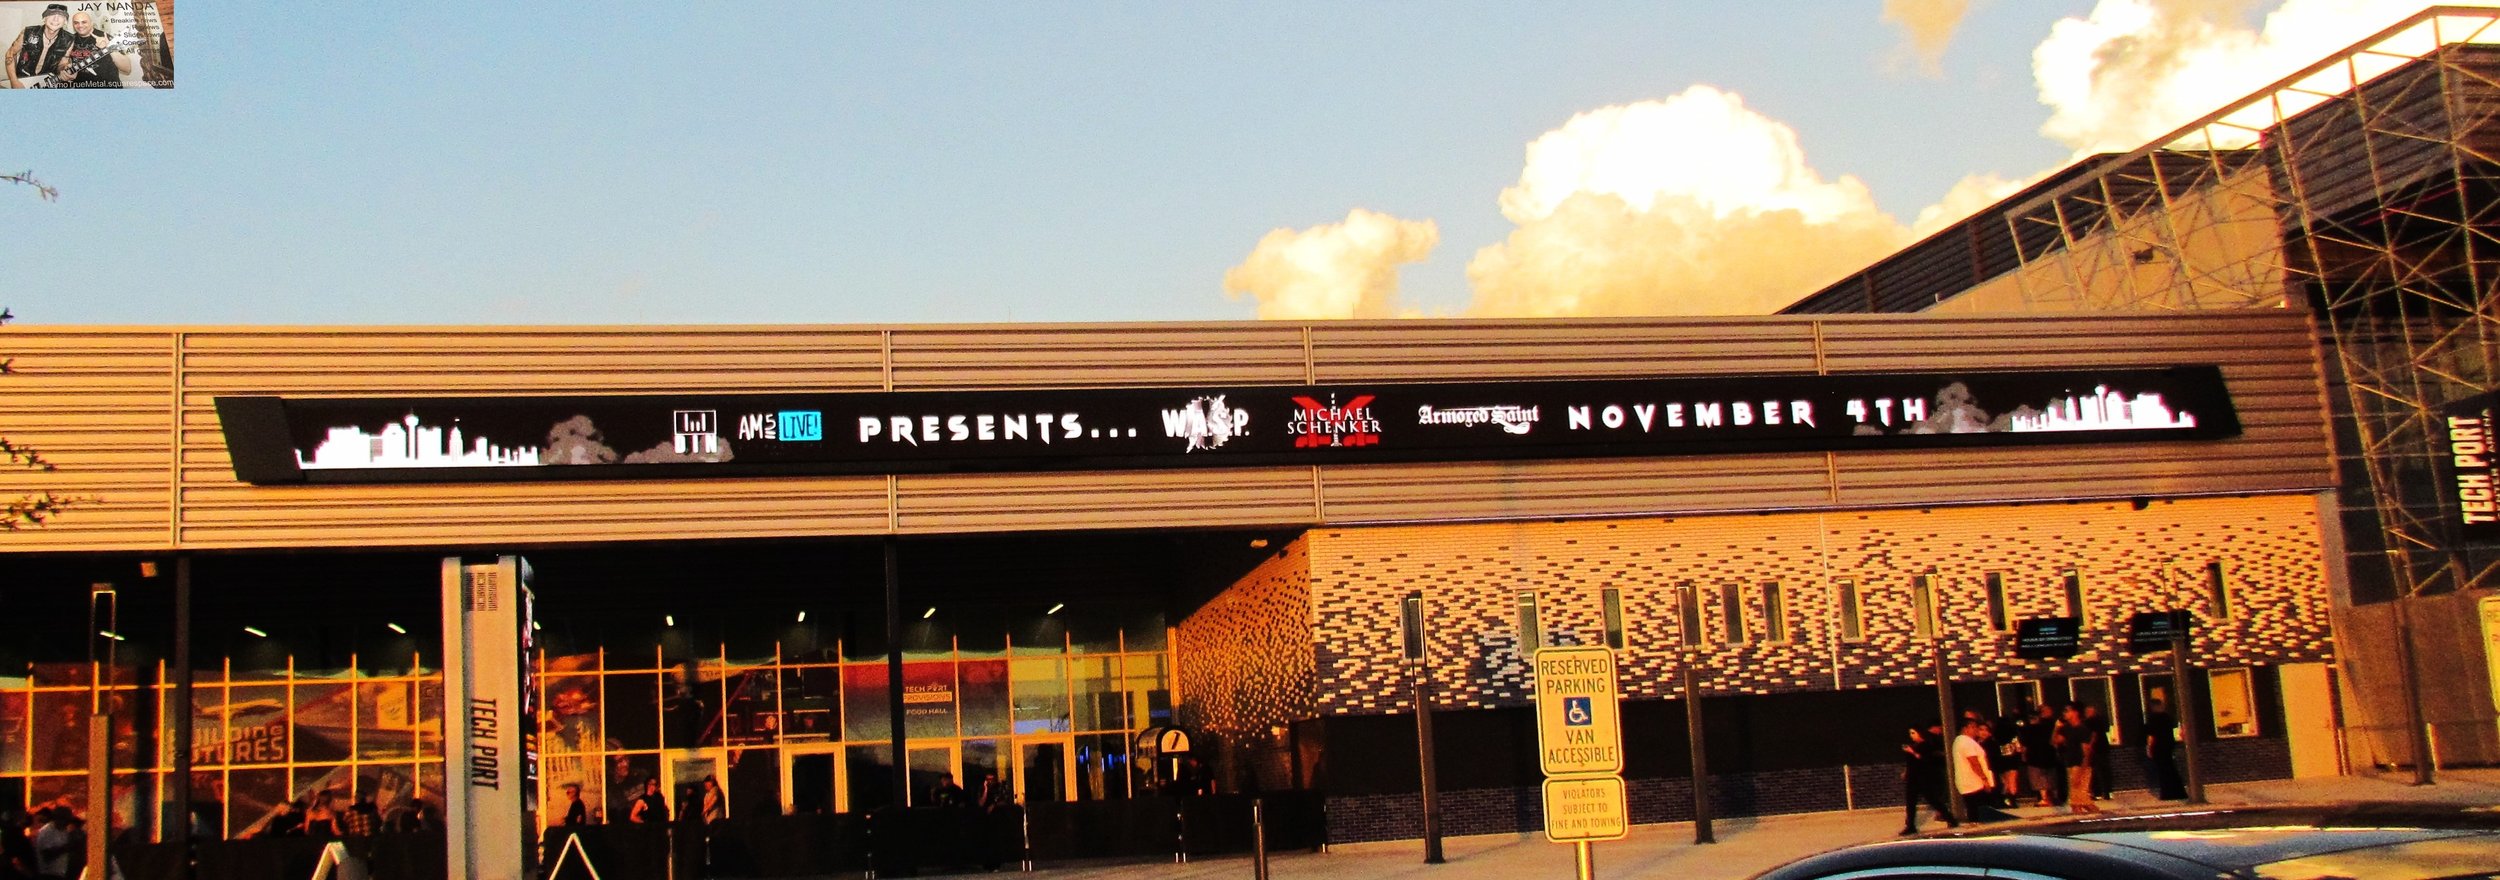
[297, 413, 543, 470]
[2006, 385, 2197, 433]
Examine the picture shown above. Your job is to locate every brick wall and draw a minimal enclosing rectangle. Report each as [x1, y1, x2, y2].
[1175, 537, 1318, 791]
[1306, 494, 2332, 713]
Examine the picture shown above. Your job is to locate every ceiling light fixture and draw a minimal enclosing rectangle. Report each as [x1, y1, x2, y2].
[1046, 603, 1064, 615]
[386, 622, 406, 635]
[1249, 538, 1269, 549]
[922, 607, 936, 619]
[796, 611, 808, 623]
[664, 615, 676, 627]
[98, 630, 124, 641]
[243, 626, 268, 638]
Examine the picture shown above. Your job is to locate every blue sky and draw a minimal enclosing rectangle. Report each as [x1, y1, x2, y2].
[5, 1, 2106, 325]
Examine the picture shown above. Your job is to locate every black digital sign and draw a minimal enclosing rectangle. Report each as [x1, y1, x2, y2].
[214, 365, 2240, 485]
[2127, 610, 2196, 654]
[2013, 616, 2084, 660]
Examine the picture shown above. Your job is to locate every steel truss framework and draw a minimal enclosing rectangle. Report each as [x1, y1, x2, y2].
[2005, 7, 2500, 605]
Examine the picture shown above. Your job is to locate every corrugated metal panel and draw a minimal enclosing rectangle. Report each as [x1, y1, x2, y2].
[0, 311, 2333, 551]
[1312, 319, 1817, 379]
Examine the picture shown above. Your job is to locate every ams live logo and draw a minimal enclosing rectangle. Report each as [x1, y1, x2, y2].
[738, 410, 825, 442]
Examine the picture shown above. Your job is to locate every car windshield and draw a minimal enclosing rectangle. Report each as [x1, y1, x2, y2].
[2069, 826, 2500, 877]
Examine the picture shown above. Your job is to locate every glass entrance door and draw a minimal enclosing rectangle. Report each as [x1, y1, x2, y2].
[1017, 737, 1073, 804]
[780, 744, 846, 814]
[661, 748, 729, 821]
[905, 744, 960, 806]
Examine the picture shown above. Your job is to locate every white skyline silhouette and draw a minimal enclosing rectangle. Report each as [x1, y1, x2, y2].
[298, 413, 542, 469]
[2007, 386, 2198, 433]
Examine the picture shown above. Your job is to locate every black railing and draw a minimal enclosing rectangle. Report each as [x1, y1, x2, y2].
[110, 792, 1325, 879]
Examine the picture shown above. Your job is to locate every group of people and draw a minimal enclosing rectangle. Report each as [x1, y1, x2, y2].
[0, 806, 83, 880]
[1900, 698, 2188, 834]
[924, 772, 1025, 872]
[262, 790, 437, 838]
[5, 3, 129, 89]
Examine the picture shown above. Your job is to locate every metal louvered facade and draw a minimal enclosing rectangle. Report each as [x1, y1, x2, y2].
[0, 311, 2330, 553]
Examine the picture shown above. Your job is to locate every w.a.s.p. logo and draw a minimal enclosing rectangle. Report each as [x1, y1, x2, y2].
[1288, 394, 1382, 448]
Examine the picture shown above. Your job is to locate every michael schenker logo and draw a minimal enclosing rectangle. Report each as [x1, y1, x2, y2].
[1288, 394, 1382, 448]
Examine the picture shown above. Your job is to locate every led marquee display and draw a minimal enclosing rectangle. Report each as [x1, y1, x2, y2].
[214, 366, 2239, 485]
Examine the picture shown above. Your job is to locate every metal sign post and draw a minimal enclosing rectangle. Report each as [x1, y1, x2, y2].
[1536, 646, 1627, 876]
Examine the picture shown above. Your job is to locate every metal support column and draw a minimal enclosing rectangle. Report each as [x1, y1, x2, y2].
[1681, 657, 1712, 844]
[2170, 616, 2208, 804]
[169, 555, 193, 865]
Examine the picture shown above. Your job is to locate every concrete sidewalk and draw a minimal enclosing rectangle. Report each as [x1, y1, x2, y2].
[1033, 769, 2500, 880]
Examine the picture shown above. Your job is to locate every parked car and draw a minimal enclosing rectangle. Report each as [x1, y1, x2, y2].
[1753, 803, 2500, 879]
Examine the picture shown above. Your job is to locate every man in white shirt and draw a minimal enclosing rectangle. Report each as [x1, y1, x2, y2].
[1953, 720, 2017, 822]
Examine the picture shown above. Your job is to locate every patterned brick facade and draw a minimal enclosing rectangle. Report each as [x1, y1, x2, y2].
[1308, 494, 2332, 712]
[1174, 537, 1318, 790]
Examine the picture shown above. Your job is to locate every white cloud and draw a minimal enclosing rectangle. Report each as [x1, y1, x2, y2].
[2035, 0, 2499, 153]
[1222, 208, 1439, 320]
[1465, 87, 1912, 317]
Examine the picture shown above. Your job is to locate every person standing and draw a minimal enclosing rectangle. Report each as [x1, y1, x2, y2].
[1898, 721, 1957, 835]
[1953, 719, 2017, 822]
[2020, 703, 2060, 807]
[698, 775, 726, 823]
[556, 783, 589, 828]
[2143, 697, 2188, 800]
[2055, 705, 2102, 814]
[4, 4, 69, 89]
[29, 810, 69, 880]
[1990, 707, 2025, 806]
[627, 779, 667, 824]
[2083, 703, 2115, 800]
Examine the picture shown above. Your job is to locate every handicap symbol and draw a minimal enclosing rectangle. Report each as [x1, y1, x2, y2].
[1564, 696, 1593, 726]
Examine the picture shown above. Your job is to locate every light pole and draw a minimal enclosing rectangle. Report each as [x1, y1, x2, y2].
[1681, 652, 1713, 844]
[1920, 574, 1966, 824]
[1401, 592, 1443, 863]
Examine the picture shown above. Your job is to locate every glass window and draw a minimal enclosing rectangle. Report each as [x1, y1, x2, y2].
[1677, 583, 1704, 647]
[1601, 589, 1626, 650]
[1836, 580, 1864, 642]
[1122, 653, 1169, 729]
[1984, 572, 2010, 631]
[2062, 569, 2087, 624]
[1761, 582, 1787, 643]
[1720, 582, 1748, 644]
[1910, 575, 1938, 639]
[842, 664, 891, 742]
[900, 661, 957, 740]
[605, 671, 659, 751]
[223, 685, 287, 767]
[1400, 592, 1426, 661]
[356, 680, 420, 760]
[2209, 667, 2259, 737]
[1011, 658, 1070, 734]
[1516, 592, 1542, 652]
[2206, 561, 2232, 619]
[779, 666, 840, 742]
[1012, 617, 1068, 656]
[959, 660, 1011, 737]
[1069, 656, 1123, 733]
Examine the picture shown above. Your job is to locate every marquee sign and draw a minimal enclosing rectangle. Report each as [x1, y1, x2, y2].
[214, 366, 2239, 485]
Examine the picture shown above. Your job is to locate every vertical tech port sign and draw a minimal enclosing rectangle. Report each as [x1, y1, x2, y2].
[2445, 391, 2500, 546]
[1534, 645, 1627, 842]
